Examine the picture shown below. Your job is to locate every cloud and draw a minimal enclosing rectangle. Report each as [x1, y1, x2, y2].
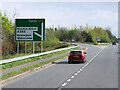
[0, 2, 118, 37]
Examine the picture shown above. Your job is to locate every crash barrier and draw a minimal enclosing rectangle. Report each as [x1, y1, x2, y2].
[0, 46, 78, 64]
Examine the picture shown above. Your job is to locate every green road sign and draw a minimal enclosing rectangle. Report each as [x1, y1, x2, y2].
[15, 18, 45, 42]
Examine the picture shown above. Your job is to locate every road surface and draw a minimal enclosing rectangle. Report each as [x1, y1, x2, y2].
[2, 44, 118, 89]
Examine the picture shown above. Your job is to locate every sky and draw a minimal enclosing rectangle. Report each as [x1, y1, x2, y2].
[0, 2, 118, 37]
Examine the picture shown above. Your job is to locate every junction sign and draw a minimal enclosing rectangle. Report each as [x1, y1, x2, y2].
[15, 18, 45, 42]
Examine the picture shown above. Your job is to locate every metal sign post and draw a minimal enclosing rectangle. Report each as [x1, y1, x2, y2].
[25, 42, 26, 53]
[17, 42, 19, 54]
[40, 42, 43, 53]
[41, 43, 43, 53]
[41, 21, 44, 53]
[33, 42, 34, 53]
[15, 18, 45, 53]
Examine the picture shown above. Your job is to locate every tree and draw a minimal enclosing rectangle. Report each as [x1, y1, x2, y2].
[106, 28, 117, 42]
[55, 27, 68, 41]
[89, 26, 111, 43]
[1, 11, 16, 56]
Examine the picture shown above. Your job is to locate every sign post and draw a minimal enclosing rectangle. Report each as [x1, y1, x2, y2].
[15, 18, 45, 53]
[33, 42, 34, 53]
[17, 42, 19, 54]
[41, 43, 43, 53]
[41, 20, 44, 53]
[25, 42, 26, 53]
[40, 42, 43, 53]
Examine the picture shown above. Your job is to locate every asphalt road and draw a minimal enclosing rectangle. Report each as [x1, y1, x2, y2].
[2, 44, 118, 89]
[2, 52, 68, 75]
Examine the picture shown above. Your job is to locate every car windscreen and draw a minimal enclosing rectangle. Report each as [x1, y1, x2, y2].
[70, 51, 82, 54]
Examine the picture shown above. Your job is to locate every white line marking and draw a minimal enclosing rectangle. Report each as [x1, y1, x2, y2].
[80, 69, 82, 71]
[83, 66, 86, 68]
[71, 76, 75, 78]
[67, 79, 71, 82]
[74, 73, 77, 76]
[88, 49, 104, 63]
[82, 67, 84, 69]
[60, 48, 105, 89]
[86, 63, 89, 65]
[62, 83, 67, 86]
[84, 64, 87, 67]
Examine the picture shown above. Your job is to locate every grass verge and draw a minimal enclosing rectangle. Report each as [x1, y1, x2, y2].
[75, 42, 94, 45]
[76, 42, 110, 46]
[1, 54, 68, 80]
[1, 46, 80, 70]
[98, 44, 110, 46]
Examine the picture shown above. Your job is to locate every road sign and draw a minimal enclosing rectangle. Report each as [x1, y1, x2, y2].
[15, 18, 45, 42]
[96, 39, 101, 42]
[40, 43, 43, 45]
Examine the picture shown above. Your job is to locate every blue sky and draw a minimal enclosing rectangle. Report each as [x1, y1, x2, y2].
[0, 2, 118, 37]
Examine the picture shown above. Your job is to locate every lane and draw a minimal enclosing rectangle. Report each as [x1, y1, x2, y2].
[2, 52, 68, 75]
[63, 45, 118, 88]
[2, 44, 101, 88]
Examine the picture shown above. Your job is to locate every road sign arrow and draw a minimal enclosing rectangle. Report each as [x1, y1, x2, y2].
[34, 32, 42, 38]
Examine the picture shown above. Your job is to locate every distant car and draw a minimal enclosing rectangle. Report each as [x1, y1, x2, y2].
[68, 50, 86, 63]
[112, 42, 116, 45]
[94, 43, 98, 45]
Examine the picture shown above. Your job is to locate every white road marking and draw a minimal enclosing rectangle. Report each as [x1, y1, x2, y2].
[59, 47, 105, 89]
[82, 67, 85, 69]
[67, 79, 71, 82]
[85, 63, 89, 66]
[83, 64, 88, 68]
[80, 69, 82, 71]
[74, 73, 77, 76]
[71, 76, 75, 78]
[62, 83, 67, 86]
[88, 48, 104, 64]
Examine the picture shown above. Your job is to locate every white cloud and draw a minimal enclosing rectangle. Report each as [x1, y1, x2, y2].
[0, 2, 118, 37]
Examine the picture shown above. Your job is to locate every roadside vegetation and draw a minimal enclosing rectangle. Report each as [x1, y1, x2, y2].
[1, 46, 79, 70]
[55, 25, 117, 43]
[0, 11, 70, 60]
[0, 11, 117, 60]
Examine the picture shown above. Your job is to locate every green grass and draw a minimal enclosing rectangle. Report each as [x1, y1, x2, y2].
[98, 44, 110, 46]
[76, 42, 94, 45]
[1, 46, 80, 70]
[74, 42, 110, 46]
[1, 54, 68, 80]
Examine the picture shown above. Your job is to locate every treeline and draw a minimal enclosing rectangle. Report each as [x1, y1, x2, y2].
[0, 12, 69, 58]
[55, 24, 116, 43]
[0, 11, 117, 58]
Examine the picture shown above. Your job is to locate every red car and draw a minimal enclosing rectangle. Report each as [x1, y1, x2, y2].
[68, 50, 86, 63]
